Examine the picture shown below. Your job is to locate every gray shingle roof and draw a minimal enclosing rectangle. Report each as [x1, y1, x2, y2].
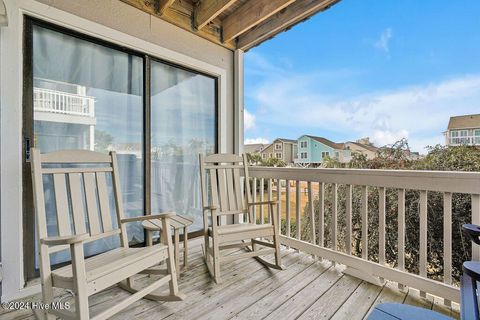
[447, 114, 480, 130]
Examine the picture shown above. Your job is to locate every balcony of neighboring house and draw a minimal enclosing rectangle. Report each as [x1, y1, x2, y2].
[33, 79, 97, 152]
[33, 80, 96, 124]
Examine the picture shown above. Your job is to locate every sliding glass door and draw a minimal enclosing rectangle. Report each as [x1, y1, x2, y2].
[151, 61, 217, 231]
[28, 21, 145, 268]
[24, 18, 217, 278]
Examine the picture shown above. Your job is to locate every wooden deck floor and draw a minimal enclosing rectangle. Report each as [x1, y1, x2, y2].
[2, 238, 460, 320]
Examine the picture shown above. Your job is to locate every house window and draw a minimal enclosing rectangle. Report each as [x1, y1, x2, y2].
[321, 151, 330, 159]
[24, 19, 217, 277]
[300, 152, 307, 159]
[276, 152, 282, 159]
[300, 141, 307, 148]
[275, 143, 282, 150]
[451, 129, 471, 144]
[269, 153, 273, 158]
[335, 152, 339, 159]
[262, 153, 267, 159]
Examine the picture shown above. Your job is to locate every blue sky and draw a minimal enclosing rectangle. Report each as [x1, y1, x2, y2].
[244, 0, 480, 153]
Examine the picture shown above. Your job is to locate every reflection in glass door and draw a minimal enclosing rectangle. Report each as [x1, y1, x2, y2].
[30, 23, 145, 266]
[24, 19, 218, 278]
[150, 61, 217, 231]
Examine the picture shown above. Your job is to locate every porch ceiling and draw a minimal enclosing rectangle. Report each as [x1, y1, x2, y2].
[119, 0, 340, 51]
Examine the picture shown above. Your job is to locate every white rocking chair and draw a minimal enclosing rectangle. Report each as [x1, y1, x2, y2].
[31, 148, 185, 320]
[199, 153, 283, 284]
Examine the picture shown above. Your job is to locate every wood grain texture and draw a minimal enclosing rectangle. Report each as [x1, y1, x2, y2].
[222, 0, 295, 42]
[3, 239, 460, 320]
[195, 0, 237, 29]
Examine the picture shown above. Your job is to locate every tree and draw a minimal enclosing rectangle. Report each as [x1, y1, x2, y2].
[246, 152, 262, 165]
[94, 130, 114, 152]
[261, 157, 286, 167]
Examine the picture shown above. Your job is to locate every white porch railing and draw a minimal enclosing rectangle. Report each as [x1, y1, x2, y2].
[34, 87, 95, 117]
[247, 166, 480, 304]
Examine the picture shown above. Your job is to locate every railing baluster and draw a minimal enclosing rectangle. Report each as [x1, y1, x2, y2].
[252, 178, 257, 223]
[443, 192, 452, 307]
[260, 178, 264, 224]
[308, 181, 315, 245]
[277, 179, 282, 234]
[332, 183, 338, 251]
[419, 190, 428, 298]
[268, 178, 273, 224]
[361, 185, 368, 259]
[379, 187, 386, 265]
[346, 184, 352, 255]
[296, 180, 301, 241]
[472, 194, 480, 261]
[398, 189, 406, 289]
[318, 182, 325, 247]
[286, 179, 291, 239]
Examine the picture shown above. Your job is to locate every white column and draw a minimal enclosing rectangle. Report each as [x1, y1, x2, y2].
[234, 49, 244, 155]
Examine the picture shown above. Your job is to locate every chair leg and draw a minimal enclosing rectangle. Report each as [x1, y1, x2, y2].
[71, 243, 89, 320]
[212, 237, 221, 283]
[74, 286, 89, 320]
[161, 218, 184, 300]
[174, 229, 180, 275]
[251, 238, 257, 252]
[183, 227, 188, 269]
[204, 233, 209, 260]
[273, 232, 282, 268]
[37, 282, 56, 320]
[271, 203, 283, 268]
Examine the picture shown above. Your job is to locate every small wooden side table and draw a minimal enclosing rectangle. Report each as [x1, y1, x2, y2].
[142, 214, 193, 274]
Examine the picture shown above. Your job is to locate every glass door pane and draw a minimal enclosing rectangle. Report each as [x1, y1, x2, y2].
[150, 61, 217, 231]
[31, 24, 145, 265]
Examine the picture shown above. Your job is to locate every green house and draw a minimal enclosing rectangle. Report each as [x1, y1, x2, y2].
[296, 135, 351, 165]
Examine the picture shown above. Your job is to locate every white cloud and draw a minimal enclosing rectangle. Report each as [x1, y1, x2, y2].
[372, 129, 408, 147]
[375, 28, 393, 53]
[244, 109, 256, 131]
[245, 137, 269, 144]
[246, 54, 480, 153]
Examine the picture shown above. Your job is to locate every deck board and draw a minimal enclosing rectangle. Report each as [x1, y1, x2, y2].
[2, 238, 460, 320]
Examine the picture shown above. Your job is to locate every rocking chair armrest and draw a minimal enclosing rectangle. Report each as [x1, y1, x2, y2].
[40, 233, 89, 246]
[120, 212, 176, 224]
[203, 205, 218, 211]
[247, 200, 279, 206]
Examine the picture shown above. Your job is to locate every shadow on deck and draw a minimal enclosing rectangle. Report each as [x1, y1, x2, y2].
[1, 237, 460, 320]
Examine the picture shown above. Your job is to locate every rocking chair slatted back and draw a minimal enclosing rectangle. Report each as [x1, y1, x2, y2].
[31, 148, 128, 255]
[200, 153, 253, 222]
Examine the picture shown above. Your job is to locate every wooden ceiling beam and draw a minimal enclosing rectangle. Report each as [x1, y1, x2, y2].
[195, 0, 238, 30]
[237, 0, 340, 51]
[158, 0, 177, 15]
[120, 0, 235, 50]
[222, 0, 296, 43]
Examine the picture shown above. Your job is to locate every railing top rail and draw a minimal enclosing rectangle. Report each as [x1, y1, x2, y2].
[34, 87, 95, 100]
[248, 166, 480, 194]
